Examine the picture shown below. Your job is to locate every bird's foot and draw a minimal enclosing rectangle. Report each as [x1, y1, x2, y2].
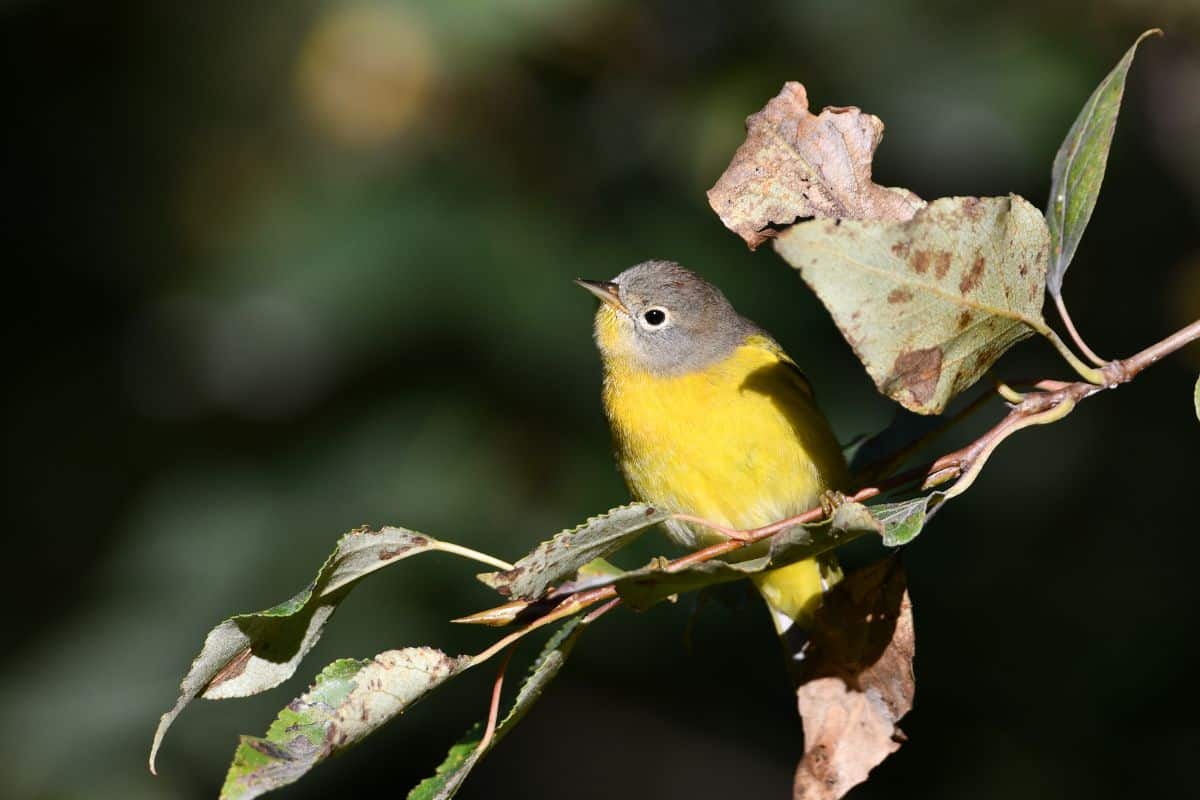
[722, 528, 755, 542]
[819, 490, 847, 518]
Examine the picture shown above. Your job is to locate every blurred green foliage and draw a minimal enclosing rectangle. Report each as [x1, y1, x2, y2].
[4, 1, 1200, 798]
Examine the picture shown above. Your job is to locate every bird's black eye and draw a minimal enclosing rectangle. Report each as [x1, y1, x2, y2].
[643, 308, 666, 326]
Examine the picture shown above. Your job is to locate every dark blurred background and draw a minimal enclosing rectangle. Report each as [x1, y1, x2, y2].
[4, 1, 1200, 798]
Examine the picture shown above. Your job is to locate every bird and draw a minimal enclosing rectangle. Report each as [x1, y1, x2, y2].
[577, 259, 848, 636]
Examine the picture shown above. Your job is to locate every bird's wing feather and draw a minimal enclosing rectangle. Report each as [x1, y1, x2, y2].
[742, 332, 815, 399]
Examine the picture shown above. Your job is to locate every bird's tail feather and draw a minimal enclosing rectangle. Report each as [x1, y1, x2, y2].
[750, 554, 841, 635]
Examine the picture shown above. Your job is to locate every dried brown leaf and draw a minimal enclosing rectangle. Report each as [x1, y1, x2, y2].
[792, 557, 914, 800]
[708, 82, 925, 249]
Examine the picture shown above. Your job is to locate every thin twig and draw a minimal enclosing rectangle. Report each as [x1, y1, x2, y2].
[929, 395, 1079, 498]
[478, 648, 513, 752]
[582, 597, 622, 624]
[469, 589, 604, 663]
[1055, 293, 1108, 367]
[671, 485, 883, 557]
[462, 318, 1200, 632]
[1108, 318, 1200, 381]
[924, 318, 1200, 491]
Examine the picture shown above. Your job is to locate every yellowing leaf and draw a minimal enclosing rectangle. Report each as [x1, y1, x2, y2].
[776, 195, 1051, 414]
[707, 82, 924, 249]
[1046, 30, 1161, 296]
[221, 648, 471, 800]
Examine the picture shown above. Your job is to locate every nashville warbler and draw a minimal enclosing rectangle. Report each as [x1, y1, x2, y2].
[578, 260, 846, 634]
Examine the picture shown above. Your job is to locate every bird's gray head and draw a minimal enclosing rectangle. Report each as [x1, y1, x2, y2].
[576, 260, 756, 375]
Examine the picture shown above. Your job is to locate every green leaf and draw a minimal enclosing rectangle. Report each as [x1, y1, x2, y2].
[775, 195, 1051, 414]
[1046, 29, 1161, 296]
[221, 647, 471, 800]
[151, 527, 507, 772]
[868, 492, 945, 546]
[409, 619, 585, 800]
[478, 503, 668, 600]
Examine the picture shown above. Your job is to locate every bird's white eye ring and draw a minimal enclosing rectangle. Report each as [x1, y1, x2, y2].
[642, 307, 668, 327]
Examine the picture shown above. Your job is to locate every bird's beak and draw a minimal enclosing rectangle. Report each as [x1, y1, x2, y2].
[574, 278, 627, 313]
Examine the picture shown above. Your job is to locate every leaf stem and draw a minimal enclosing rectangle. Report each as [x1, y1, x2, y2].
[1041, 325, 1106, 384]
[432, 542, 514, 571]
[478, 649, 513, 752]
[993, 379, 1025, 405]
[1054, 293, 1108, 366]
[469, 586, 616, 663]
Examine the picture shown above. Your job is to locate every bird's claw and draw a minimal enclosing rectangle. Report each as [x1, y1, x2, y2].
[819, 490, 847, 518]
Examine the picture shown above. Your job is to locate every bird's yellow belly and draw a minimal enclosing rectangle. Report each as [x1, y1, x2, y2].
[603, 344, 845, 548]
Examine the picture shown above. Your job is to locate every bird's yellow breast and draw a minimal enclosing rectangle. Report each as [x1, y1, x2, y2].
[602, 334, 846, 548]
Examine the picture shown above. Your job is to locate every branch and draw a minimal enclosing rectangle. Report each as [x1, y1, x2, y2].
[926, 317, 1199, 495]
[1107, 318, 1200, 381]
[461, 318, 1200, 631]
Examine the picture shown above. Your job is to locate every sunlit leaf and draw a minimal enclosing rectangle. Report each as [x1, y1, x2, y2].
[221, 647, 471, 799]
[151, 527, 506, 772]
[408, 618, 585, 800]
[478, 503, 668, 600]
[869, 492, 945, 546]
[1046, 30, 1161, 296]
[1193, 374, 1199, 422]
[707, 81, 924, 249]
[776, 195, 1051, 414]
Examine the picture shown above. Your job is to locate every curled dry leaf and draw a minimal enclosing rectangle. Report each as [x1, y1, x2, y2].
[776, 195, 1051, 414]
[792, 557, 914, 800]
[707, 81, 924, 249]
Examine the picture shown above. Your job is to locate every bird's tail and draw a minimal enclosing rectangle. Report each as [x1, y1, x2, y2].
[750, 554, 841, 635]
